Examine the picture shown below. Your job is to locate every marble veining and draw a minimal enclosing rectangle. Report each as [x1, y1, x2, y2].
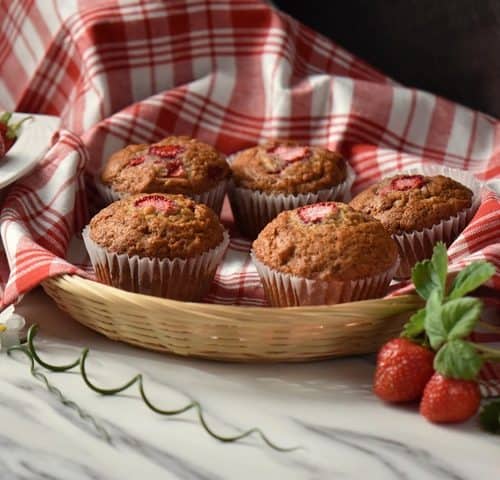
[298, 422, 466, 480]
[0, 289, 499, 480]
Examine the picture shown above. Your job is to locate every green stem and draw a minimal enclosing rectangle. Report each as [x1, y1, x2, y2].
[26, 325, 80, 372]
[16, 324, 298, 452]
[7, 115, 33, 139]
[0, 112, 12, 124]
[472, 343, 500, 359]
[7, 345, 111, 443]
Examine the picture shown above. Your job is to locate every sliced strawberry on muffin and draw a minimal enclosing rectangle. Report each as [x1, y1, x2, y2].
[84, 193, 229, 300]
[251, 202, 398, 306]
[228, 139, 353, 238]
[350, 173, 475, 278]
[99, 136, 230, 214]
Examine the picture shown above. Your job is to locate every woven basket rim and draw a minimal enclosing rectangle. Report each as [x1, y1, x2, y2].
[42, 273, 422, 316]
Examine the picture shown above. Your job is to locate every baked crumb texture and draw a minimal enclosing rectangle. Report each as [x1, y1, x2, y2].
[90, 193, 224, 259]
[230, 139, 348, 194]
[253, 202, 398, 282]
[101, 136, 230, 195]
[349, 174, 472, 235]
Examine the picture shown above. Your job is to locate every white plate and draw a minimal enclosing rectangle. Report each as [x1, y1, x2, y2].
[0, 113, 61, 189]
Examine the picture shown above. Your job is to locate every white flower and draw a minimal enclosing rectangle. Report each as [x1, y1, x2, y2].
[0, 305, 25, 351]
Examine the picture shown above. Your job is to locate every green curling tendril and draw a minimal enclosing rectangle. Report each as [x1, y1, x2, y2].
[8, 324, 298, 452]
[7, 344, 111, 443]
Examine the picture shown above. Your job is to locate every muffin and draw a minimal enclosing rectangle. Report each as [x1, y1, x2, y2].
[350, 173, 477, 278]
[83, 193, 229, 301]
[98, 136, 230, 214]
[251, 202, 399, 306]
[228, 139, 354, 238]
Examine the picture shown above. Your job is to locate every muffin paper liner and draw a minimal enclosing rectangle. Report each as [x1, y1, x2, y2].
[95, 179, 228, 215]
[83, 227, 230, 301]
[389, 165, 482, 279]
[227, 161, 356, 239]
[251, 253, 399, 307]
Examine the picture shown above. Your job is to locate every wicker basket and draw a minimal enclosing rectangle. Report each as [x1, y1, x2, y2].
[42, 275, 422, 362]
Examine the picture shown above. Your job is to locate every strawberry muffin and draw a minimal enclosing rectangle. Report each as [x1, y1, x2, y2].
[252, 202, 399, 306]
[228, 139, 354, 238]
[98, 136, 230, 214]
[350, 173, 477, 278]
[83, 193, 229, 301]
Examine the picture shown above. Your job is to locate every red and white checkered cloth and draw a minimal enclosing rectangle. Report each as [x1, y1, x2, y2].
[0, 0, 499, 383]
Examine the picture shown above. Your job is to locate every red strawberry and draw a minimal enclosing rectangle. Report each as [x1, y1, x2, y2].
[134, 195, 178, 214]
[297, 202, 337, 224]
[149, 144, 184, 158]
[264, 145, 310, 173]
[0, 113, 31, 155]
[4, 137, 15, 151]
[0, 131, 5, 159]
[269, 145, 309, 164]
[373, 338, 435, 403]
[162, 159, 185, 177]
[129, 155, 146, 166]
[420, 373, 481, 423]
[380, 174, 425, 194]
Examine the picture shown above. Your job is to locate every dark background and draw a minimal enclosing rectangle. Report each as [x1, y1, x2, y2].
[274, 0, 500, 118]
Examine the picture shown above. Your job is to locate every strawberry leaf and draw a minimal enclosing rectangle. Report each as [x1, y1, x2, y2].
[412, 260, 437, 300]
[411, 242, 448, 300]
[434, 339, 483, 380]
[479, 401, 500, 434]
[430, 242, 448, 295]
[424, 289, 446, 349]
[448, 262, 495, 300]
[401, 308, 426, 339]
[444, 297, 482, 340]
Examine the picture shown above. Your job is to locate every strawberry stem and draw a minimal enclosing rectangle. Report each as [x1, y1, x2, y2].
[0, 112, 12, 124]
[472, 343, 500, 359]
[6, 115, 33, 139]
[478, 321, 500, 334]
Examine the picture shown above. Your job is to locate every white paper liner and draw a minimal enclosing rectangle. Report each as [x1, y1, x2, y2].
[388, 165, 482, 279]
[227, 162, 356, 238]
[95, 178, 228, 215]
[83, 227, 230, 301]
[251, 252, 399, 307]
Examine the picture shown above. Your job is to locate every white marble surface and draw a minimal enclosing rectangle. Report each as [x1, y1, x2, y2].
[0, 288, 499, 479]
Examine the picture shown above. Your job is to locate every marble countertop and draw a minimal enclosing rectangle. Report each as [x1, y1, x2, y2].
[0, 289, 498, 479]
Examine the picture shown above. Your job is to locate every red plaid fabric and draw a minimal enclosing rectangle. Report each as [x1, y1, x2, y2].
[0, 1, 499, 385]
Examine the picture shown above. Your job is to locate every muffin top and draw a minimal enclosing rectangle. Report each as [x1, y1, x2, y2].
[100, 136, 230, 195]
[89, 193, 224, 259]
[349, 174, 473, 235]
[252, 202, 398, 281]
[230, 139, 348, 194]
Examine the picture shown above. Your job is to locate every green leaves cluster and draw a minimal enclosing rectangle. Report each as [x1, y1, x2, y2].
[402, 242, 495, 380]
[402, 242, 500, 433]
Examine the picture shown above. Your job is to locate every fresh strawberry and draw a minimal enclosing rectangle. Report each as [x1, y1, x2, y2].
[0, 131, 5, 159]
[0, 113, 32, 155]
[373, 338, 435, 403]
[149, 144, 184, 158]
[420, 373, 481, 423]
[297, 202, 337, 224]
[380, 174, 425, 194]
[134, 195, 178, 214]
